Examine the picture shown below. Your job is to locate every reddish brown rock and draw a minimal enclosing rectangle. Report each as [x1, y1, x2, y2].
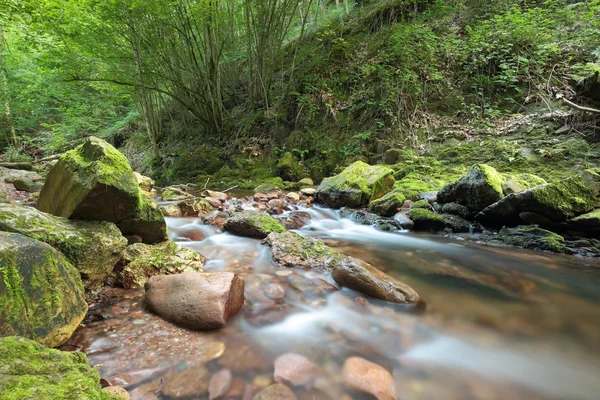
[145, 272, 245, 330]
[266, 191, 282, 200]
[209, 369, 233, 400]
[204, 190, 229, 202]
[332, 257, 421, 304]
[342, 357, 397, 400]
[268, 199, 285, 210]
[274, 353, 317, 387]
[206, 197, 223, 208]
[254, 193, 268, 202]
[265, 283, 285, 300]
[161, 364, 210, 398]
[253, 384, 296, 400]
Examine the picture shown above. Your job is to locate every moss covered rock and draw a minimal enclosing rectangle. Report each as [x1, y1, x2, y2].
[160, 197, 214, 217]
[263, 231, 343, 271]
[368, 189, 406, 217]
[161, 186, 191, 201]
[254, 179, 284, 193]
[0, 336, 119, 399]
[393, 175, 447, 201]
[316, 161, 394, 208]
[477, 169, 600, 227]
[502, 173, 547, 195]
[37, 136, 167, 244]
[488, 226, 567, 253]
[223, 210, 286, 239]
[114, 241, 205, 289]
[438, 164, 505, 212]
[276, 152, 304, 182]
[12, 178, 42, 193]
[134, 171, 154, 193]
[0, 232, 87, 348]
[0, 204, 127, 287]
[409, 208, 470, 233]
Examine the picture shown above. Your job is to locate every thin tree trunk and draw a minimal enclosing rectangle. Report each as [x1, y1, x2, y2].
[0, 26, 17, 147]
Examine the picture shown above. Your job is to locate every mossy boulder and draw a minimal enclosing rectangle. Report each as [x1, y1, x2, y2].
[114, 241, 205, 289]
[409, 209, 470, 233]
[502, 173, 547, 196]
[392, 175, 446, 201]
[161, 186, 191, 201]
[263, 231, 343, 271]
[411, 200, 430, 209]
[567, 209, 600, 236]
[0, 232, 87, 348]
[477, 169, 600, 227]
[160, 197, 214, 217]
[368, 189, 406, 217]
[276, 152, 304, 182]
[12, 178, 42, 193]
[37, 136, 167, 244]
[316, 161, 394, 208]
[0, 204, 127, 287]
[487, 226, 567, 253]
[0, 336, 119, 399]
[134, 171, 154, 193]
[438, 164, 505, 212]
[224, 211, 286, 239]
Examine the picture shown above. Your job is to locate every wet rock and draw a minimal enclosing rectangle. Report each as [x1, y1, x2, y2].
[332, 257, 421, 304]
[486, 226, 567, 253]
[162, 364, 210, 398]
[268, 198, 285, 209]
[253, 384, 297, 400]
[205, 197, 223, 208]
[316, 161, 394, 208]
[300, 188, 316, 196]
[373, 219, 404, 232]
[277, 215, 306, 230]
[264, 232, 343, 271]
[12, 177, 42, 192]
[203, 190, 229, 202]
[568, 209, 600, 236]
[255, 182, 282, 193]
[145, 272, 245, 330]
[267, 191, 282, 200]
[0, 204, 127, 286]
[224, 210, 286, 239]
[0, 232, 87, 347]
[339, 208, 381, 225]
[438, 164, 505, 213]
[410, 208, 470, 233]
[393, 213, 414, 230]
[442, 214, 471, 233]
[519, 211, 552, 226]
[37, 137, 167, 244]
[477, 169, 600, 227]
[368, 189, 406, 217]
[441, 202, 470, 219]
[134, 172, 154, 193]
[286, 192, 301, 203]
[160, 197, 214, 217]
[254, 193, 268, 202]
[274, 353, 317, 386]
[219, 336, 274, 372]
[342, 357, 397, 400]
[115, 241, 205, 289]
[265, 283, 285, 300]
[209, 369, 233, 400]
[0, 337, 111, 398]
[103, 386, 130, 399]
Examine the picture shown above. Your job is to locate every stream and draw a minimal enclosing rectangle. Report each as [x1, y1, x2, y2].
[66, 197, 600, 400]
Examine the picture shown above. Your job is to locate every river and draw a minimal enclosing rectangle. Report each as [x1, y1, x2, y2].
[67, 199, 600, 400]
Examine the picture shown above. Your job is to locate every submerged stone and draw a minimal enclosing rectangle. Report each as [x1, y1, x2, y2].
[37, 136, 167, 244]
[316, 161, 394, 208]
[438, 164, 505, 212]
[0, 204, 127, 286]
[0, 336, 119, 399]
[224, 210, 286, 239]
[0, 232, 87, 348]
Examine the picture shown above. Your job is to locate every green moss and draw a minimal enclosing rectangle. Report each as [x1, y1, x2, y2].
[276, 152, 304, 181]
[507, 173, 546, 190]
[224, 210, 286, 239]
[409, 208, 444, 222]
[368, 189, 406, 216]
[496, 226, 567, 253]
[393, 175, 446, 200]
[476, 164, 504, 195]
[1, 251, 31, 324]
[411, 200, 429, 209]
[0, 336, 119, 400]
[572, 208, 600, 222]
[530, 173, 599, 219]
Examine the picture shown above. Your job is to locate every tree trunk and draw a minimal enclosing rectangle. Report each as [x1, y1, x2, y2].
[0, 25, 17, 147]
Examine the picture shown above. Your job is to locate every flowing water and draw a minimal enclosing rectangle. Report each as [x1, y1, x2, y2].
[68, 198, 600, 400]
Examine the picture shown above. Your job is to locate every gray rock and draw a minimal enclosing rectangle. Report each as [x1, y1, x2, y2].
[224, 210, 286, 239]
[438, 164, 505, 212]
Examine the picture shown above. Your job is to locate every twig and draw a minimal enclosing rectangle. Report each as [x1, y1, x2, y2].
[562, 98, 600, 114]
[223, 185, 238, 193]
[202, 177, 210, 190]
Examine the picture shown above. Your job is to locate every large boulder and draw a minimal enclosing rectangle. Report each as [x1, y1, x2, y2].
[263, 232, 343, 271]
[224, 210, 286, 239]
[316, 161, 394, 208]
[0, 336, 120, 399]
[437, 164, 504, 213]
[477, 169, 600, 227]
[486, 226, 567, 253]
[144, 272, 245, 330]
[409, 208, 471, 233]
[37, 136, 167, 244]
[568, 209, 600, 236]
[0, 204, 127, 286]
[0, 232, 87, 347]
[115, 241, 205, 289]
[502, 173, 546, 196]
[368, 189, 406, 217]
[332, 257, 421, 304]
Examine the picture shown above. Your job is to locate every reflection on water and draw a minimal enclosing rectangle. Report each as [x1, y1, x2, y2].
[71, 203, 600, 400]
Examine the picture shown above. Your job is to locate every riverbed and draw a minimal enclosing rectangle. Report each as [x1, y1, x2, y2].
[66, 200, 600, 400]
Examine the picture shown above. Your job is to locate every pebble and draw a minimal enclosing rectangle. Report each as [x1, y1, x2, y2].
[274, 353, 317, 387]
[342, 357, 397, 400]
[209, 369, 233, 400]
[265, 283, 286, 300]
[161, 365, 210, 398]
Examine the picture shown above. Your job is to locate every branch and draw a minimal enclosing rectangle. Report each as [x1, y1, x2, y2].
[563, 98, 600, 114]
